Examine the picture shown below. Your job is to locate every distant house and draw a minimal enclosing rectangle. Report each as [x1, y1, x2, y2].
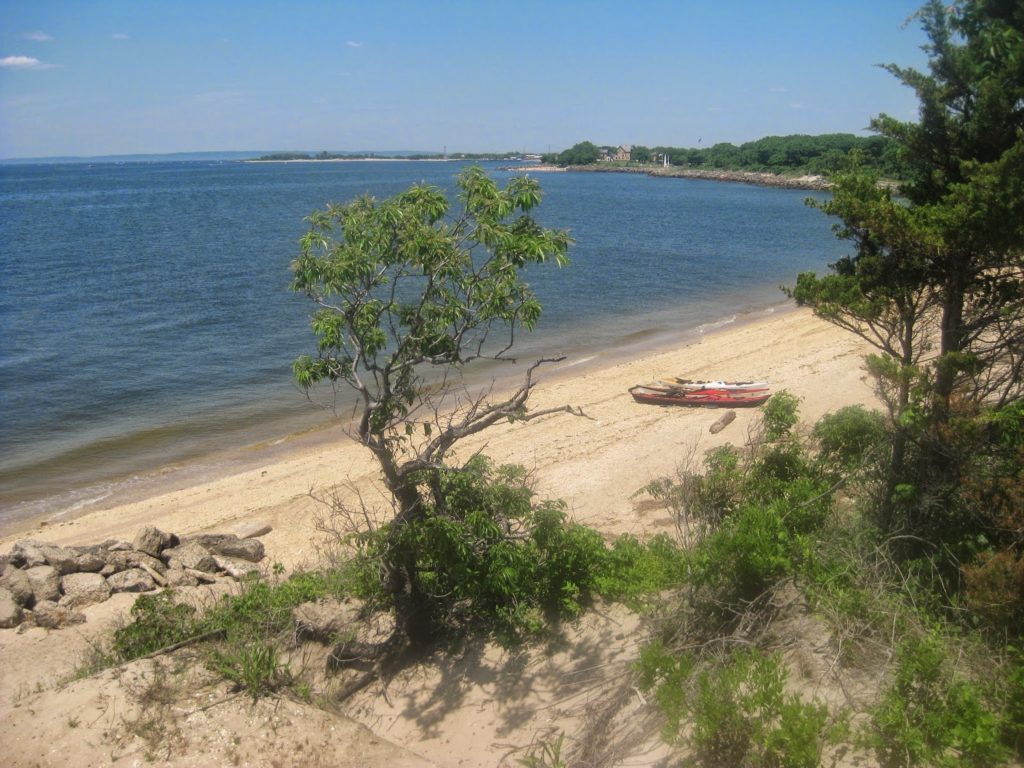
[614, 144, 632, 161]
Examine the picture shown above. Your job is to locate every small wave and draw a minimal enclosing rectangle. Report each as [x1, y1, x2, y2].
[697, 315, 737, 334]
[559, 355, 597, 369]
[58, 490, 115, 516]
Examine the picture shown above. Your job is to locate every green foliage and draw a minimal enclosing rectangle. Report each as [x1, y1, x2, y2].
[868, 635, 1008, 767]
[291, 167, 578, 646]
[113, 590, 200, 661]
[593, 533, 688, 603]
[789, 3, 1024, 628]
[342, 456, 690, 645]
[211, 641, 288, 700]
[637, 445, 745, 542]
[550, 133, 906, 176]
[761, 390, 801, 443]
[349, 457, 598, 644]
[692, 503, 796, 603]
[812, 405, 887, 473]
[550, 140, 602, 165]
[1003, 648, 1024, 755]
[638, 646, 830, 768]
[200, 570, 348, 644]
[517, 733, 567, 768]
[291, 166, 570, 464]
[109, 570, 352, 697]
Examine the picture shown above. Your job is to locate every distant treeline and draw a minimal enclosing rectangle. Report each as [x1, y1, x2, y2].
[542, 134, 904, 177]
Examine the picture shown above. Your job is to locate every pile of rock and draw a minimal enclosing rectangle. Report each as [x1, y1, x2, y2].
[0, 523, 271, 630]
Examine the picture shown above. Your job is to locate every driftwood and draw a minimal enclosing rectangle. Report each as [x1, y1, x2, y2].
[709, 410, 737, 434]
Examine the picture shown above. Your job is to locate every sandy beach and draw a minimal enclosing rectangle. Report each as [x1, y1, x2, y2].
[0, 306, 880, 767]
[0, 306, 876, 562]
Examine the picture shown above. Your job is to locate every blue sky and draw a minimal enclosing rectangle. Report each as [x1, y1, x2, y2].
[0, 0, 931, 159]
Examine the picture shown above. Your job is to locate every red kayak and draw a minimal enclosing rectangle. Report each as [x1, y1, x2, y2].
[629, 385, 772, 408]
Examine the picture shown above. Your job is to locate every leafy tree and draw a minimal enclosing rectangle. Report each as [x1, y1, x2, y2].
[555, 140, 601, 165]
[631, 145, 652, 163]
[291, 167, 583, 647]
[872, 0, 1024, 413]
[791, 1, 1024, 551]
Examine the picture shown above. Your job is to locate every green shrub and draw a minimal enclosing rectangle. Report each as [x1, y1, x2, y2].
[352, 457, 613, 645]
[813, 405, 887, 472]
[762, 390, 801, 442]
[594, 533, 688, 602]
[692, 503, 795, 602]
[113, 590, 200, 661]
[211, 641, 288, 699]
[868, 634, 1008, 767]
[638, 646, 829, 768]
[1002, 648, 1024, 755]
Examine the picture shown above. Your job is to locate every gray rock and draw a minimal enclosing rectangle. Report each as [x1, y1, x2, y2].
[0, 587, 23, 628]
[0, 554, 10, 575]
[213, 555, 262, 580]
[183, 568, 218, 584]
[140, 563, 167, 587]
[33, 600, 86, 629]
[11, 540, 47, 568]
[25, 565, 60, 603]
[106, 540, 133, 552]
[218, 537, 265, 562]
[132, 525, 175, 558]
[106, 568, 156, 593]
[162, 542, 217, 573]
[233, 521, 273, 539]
[164, 568, 199, 588]
[70, 545, 107, 573]
[59, 572, 111, 609]
[104, 550, 167, 575]
[31, 543, 80, 575]
[184, 534, 264, 562]
[0, 565, 34, 607]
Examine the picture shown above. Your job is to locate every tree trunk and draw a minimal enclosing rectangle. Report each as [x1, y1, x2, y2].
[379, 470, 439, 649]
[880, 320, 916, 531]
[935, 277, 967, 418]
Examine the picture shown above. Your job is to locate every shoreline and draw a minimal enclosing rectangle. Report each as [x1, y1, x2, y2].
[0, 306, 878, 563]
[504, 163, 831, 190]
[0, 297, 796, 534]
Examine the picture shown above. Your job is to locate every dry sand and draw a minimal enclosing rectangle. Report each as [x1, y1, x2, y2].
[0, 306, 880, 767]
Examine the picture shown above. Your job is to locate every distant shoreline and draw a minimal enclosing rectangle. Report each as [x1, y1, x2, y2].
[245, 157, 460, 164]
[504, 164, 831, 190]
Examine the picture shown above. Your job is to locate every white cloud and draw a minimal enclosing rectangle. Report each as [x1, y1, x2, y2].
[23, 31, 53, 42]
[345, 41, 363, 48]
[111, 33, 129, 40]
[1, 55, 56, 69]
[789, 102, 806, 110]
[769, 86, 787, 93]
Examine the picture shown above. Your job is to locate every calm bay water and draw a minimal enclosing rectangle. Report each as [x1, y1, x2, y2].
[0, 160, 847, 526]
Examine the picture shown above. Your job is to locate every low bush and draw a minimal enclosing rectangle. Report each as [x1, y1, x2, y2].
[812, 405, 887, 474]
[346, 456, 690, 645]
[867, 634, 1008, 767]
[637, 644, 830, 768]
[113, 590, 200, 660]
